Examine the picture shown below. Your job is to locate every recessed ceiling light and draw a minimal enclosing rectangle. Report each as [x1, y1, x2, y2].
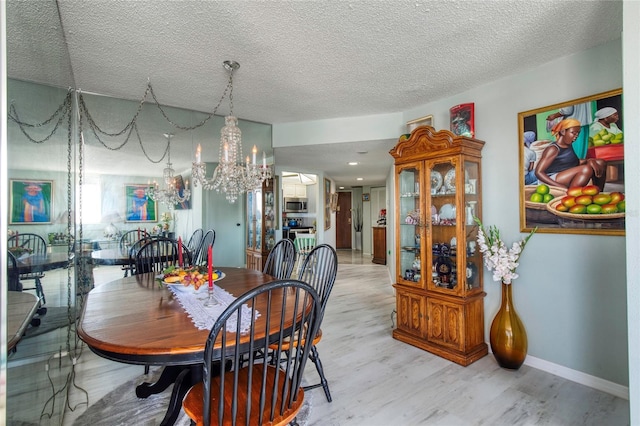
[356, 177, 364, 181]
[348, 162, 358, 166]
[339, 186, 345, 189]
[357, 151, 368, 155]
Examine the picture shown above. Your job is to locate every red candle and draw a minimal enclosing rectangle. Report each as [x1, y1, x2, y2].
[178, 237, 183, 267]
[137, 227, 141, 240]
[208, 245, 213, 289]
[15, 231, 19, 247]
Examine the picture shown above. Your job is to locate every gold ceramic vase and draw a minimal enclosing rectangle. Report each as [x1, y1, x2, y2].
[490, 282, 528, 369]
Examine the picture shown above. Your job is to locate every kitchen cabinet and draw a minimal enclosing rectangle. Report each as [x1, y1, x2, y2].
[282, 183, 307, 198]
[390, 126, 487, 366]
[372, 226, 386, 265]
[246, 178, 277, 271]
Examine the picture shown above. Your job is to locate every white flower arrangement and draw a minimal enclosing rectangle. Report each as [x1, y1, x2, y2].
[161, 212, 173, 231]
[474, 217, 537, 285]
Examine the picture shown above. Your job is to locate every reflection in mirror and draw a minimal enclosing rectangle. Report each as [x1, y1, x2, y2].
[5, 1, 79, 422]
[4, 3, 273, 424]
[6, 77, 273, 423]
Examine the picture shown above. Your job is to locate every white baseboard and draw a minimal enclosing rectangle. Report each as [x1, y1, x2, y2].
[522, 354, 629, 400]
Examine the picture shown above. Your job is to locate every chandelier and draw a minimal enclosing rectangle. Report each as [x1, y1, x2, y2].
[192, 60, 272, 203]
[148, 133, 191, 209]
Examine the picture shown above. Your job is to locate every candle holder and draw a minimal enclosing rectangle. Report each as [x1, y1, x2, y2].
[203, 286, 218, 307]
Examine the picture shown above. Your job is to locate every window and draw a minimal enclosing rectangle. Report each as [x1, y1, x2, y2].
[82, 183, 102, 224]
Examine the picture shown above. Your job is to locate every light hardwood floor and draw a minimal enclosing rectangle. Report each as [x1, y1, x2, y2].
[6, 250, 630, 425]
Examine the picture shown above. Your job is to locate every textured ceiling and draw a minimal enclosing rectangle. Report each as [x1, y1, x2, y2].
[6, 0, 623, 188]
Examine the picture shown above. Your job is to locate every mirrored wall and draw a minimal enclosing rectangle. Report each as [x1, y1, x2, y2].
[4, 1, 272, 423]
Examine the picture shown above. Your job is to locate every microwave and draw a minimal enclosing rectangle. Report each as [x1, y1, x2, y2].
[284, 197, 308, 213]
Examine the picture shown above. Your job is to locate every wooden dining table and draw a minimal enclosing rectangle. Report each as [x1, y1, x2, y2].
[77, 267, 283, 426]
[12, 252, 72, 275]
[6, 291, 41, 352]
[89, 247, 131, 266]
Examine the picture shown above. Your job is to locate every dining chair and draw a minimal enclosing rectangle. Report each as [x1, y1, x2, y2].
[194, 229, 215, 266]
[182, 279, 321, 426]
[279, 243, 337, 402]
[187, 228, 204, 262]
[263, 238, 296, 279]
[119, 229, 151, 277]
[126, 235, 156, 276]
[7, 251, 44, 327]
[293, 234, 316, 277]
[134, 236, 192, 275]
[134, 234, 191, 375]
[7, 250, 21, 292]
[8, 233, 48, 305]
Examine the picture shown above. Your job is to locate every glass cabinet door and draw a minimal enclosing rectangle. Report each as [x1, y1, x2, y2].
[247, 191, 256, 249]
[263, 179, 276, 251]
[255, 189, 263, 251]
[463, 159, 482, 292]
[397, 163, 423, 287]
[427, 159, 458, 293]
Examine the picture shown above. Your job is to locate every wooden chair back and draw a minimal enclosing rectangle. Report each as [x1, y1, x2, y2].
[290, 243, 338, 402]
[119, 229, 151, 276]
[8, 233, 48, 303]
[194, 229, 215, 266]
[187, 228, 204, 261]
[7, 251, 22, 292]
[263, 238, 296, 279]
[8, 232, 47, 262]
[119, 229, 151, 252]
[294, 234, 316, 276]
[298, 243, 338, 315]
[182, 279, 321, 426]
[134, 236, 191, 274]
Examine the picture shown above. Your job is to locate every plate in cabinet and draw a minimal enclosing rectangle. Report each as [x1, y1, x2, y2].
[431, 171, 443, 192]
[444, 169, 456, 192]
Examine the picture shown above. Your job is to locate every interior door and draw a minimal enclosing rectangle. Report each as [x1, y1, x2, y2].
[336, 192, 352, 249]
[202, 188, 245, 267]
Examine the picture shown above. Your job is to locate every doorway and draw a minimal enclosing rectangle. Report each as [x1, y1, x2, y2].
[336, 192, 352, 249]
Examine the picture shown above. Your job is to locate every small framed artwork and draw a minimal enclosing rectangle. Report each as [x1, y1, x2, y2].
[362, 193, 370, 202]
[125, 184, 157, 223]
[330, 193, 339, 212]
[518, 88, 624, 236]
[324, 178, 331, 230]
[10, 179, 53, 224]
[173, 175, 191, 210]
[450, 103, 475, 137]
[406, 114, 433, 132]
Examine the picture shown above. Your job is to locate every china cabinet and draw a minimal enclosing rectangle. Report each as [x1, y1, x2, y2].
[390, 126, 487, 366]
[246, 178, 278, 271]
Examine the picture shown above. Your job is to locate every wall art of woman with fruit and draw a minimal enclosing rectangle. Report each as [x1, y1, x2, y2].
[534, 118, 607, 191]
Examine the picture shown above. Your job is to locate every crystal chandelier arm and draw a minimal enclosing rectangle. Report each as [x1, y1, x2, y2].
[148, 133, 191, 208]
[191, 60, 272, 203]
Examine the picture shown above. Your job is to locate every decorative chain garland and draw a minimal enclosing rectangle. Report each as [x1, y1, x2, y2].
[8, 89, 73, 143]
[10, 76, 234, 164]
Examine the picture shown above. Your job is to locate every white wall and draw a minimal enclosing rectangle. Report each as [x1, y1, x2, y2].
[623, 0, 640, 422]
[274, 38, 630, 391]
[274, 113, 404, 146]
[408, 40, 627, 388]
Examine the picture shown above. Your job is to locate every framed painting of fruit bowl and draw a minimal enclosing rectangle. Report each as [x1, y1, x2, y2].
[518, 88, 624, 236]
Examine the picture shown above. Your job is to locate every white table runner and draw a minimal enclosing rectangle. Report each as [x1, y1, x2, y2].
[168, 285, 259, 333]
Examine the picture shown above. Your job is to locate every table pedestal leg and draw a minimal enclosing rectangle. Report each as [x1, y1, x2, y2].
[135, 365, 184, 398]
[135, 365, 202, 426]
[135, 361, 229, 426]
[160, 366, 201, 426]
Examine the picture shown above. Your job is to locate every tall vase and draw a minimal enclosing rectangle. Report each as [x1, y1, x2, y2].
[490, 282, 528, 369]
[355, 231, 362, 251]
